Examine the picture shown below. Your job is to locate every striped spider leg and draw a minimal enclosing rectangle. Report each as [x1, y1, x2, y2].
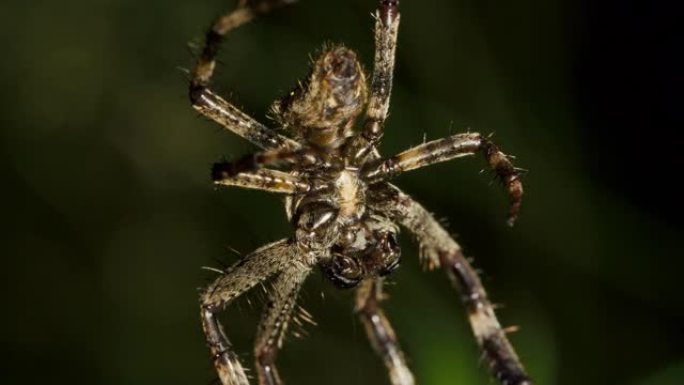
[356, 278, 415, 385]
[200, 240, 316, 385]
[190, 0, 316, 195]
[344, 0, 400, 163]
[363, 133, 524, 226]
[368, 183, 531, 385]
[189, 0, 301, 151]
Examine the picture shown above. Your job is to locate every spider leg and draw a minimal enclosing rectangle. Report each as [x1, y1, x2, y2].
[212, 147, 339, 177]
[254, 260, 312, 385]
[190, 0, 301, 150]
[362, 133, 523, 226]
[212, 168, 316, 194]
[356, 278, 415, 385]
[368, 184, 532, 385]
[345, 0, 400, 162]
[200, 239, 302, 385]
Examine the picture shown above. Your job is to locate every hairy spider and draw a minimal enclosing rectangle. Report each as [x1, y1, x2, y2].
[188, 1, 530, 385]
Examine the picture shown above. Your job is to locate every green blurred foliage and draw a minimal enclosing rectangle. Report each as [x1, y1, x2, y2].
[1, 1, 681, 385]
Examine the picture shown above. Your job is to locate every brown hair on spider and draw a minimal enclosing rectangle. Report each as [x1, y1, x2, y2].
[271, 45, 368, 149]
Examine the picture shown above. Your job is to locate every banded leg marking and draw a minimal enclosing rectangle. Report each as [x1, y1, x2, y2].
[368, 184, 532, 385]
[346, 0, 401, 162]
[189, 0, 300, 150]
[356, 278, 415, 385]
[212, 168, 313, 194]
[212, 147, 338, 178]
[193, 90, 300, 150]
[363, 133, 523, 226]
[200, 239, 298, 385]
[254, 260, 312, 385]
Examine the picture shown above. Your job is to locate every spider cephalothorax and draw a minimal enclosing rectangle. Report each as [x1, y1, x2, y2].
[189, 1, 531, 385]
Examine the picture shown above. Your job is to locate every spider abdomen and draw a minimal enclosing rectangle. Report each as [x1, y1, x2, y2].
[271, 46, 368, 149]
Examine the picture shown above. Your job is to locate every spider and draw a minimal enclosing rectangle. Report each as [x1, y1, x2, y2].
[188, 1, 531, 384]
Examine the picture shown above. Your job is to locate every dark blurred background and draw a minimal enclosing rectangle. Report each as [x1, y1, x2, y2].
[1, 0, 682, 384]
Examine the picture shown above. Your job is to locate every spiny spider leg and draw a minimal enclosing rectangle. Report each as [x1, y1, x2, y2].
[200, 239, 302, 385]
[190, 0, 300, 150]
[363, 0, 400, 142]
[345, 0, 400, 162]
[255, 261, 312, 385]
[355, 278, 415, 385]
[213, 147, 339, 177]
[192, 90, 300, 150]
[368, 184, 532, 385]
[212, 168, 315, 194]
[362, 133, 523, 226]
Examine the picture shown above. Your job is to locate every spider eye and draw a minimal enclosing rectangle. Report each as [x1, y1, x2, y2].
[322, 255, 363, 289]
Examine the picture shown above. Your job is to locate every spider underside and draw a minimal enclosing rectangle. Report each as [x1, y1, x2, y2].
[188, 1, 531, 385]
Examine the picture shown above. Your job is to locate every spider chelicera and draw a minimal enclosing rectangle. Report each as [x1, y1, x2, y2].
[188, 1, 531, 384]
